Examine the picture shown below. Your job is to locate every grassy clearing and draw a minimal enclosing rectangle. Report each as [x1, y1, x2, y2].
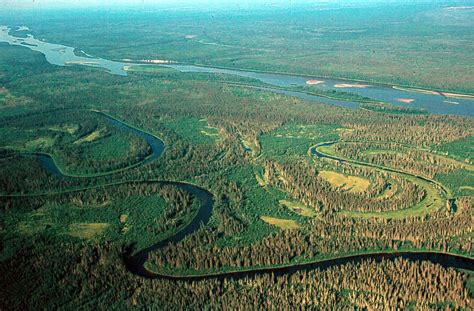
[70, 134, 132, 162]
[119, 214, 128, 223]
[200, 129, 219, 137]
[49, 124, 79, 134]
[317, 144, 339, 157]
[73, 128, 105, 144]
[25, 137, 55, 149]
[260, 216, 300, 230]
[68, 223, 109, 239]
[363, 149, 399, 156]
[319, 170, 370, 193]
[279, 199, 318, 217]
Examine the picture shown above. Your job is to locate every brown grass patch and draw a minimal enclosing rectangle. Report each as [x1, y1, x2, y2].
[68, 223, 109, 239]
[261, 216, 300, 229]
[319, 170, 370, 193]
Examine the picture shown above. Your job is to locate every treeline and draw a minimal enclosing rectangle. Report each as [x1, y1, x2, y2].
[1, 182, 191, 214]
[199, 258, 471, 309]
[1, 236, 470, 309]
[341, 114, 472, 147]
[291, 84, 377, 103]
[153, 185, 197, 235]
[0, 156, 75, 194]
[149, 196, 472, 274]
[361, 102, 428, 115]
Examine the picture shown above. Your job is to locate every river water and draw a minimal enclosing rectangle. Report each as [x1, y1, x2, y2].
[1, 26, 473, 117]
[2, 26, 473, 279]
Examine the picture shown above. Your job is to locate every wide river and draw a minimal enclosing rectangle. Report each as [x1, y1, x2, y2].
[1, 25, 473, 117]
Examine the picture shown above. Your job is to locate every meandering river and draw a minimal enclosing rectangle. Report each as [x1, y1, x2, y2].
[27, 111, 164, 178]
[1, 26, 473, 279]
[1, 26, 473, 117]
[8, 110, 471, 279]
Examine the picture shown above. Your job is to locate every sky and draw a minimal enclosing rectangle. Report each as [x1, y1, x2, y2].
[2, 0, 296, 9]
[1, 0, 440, 10]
